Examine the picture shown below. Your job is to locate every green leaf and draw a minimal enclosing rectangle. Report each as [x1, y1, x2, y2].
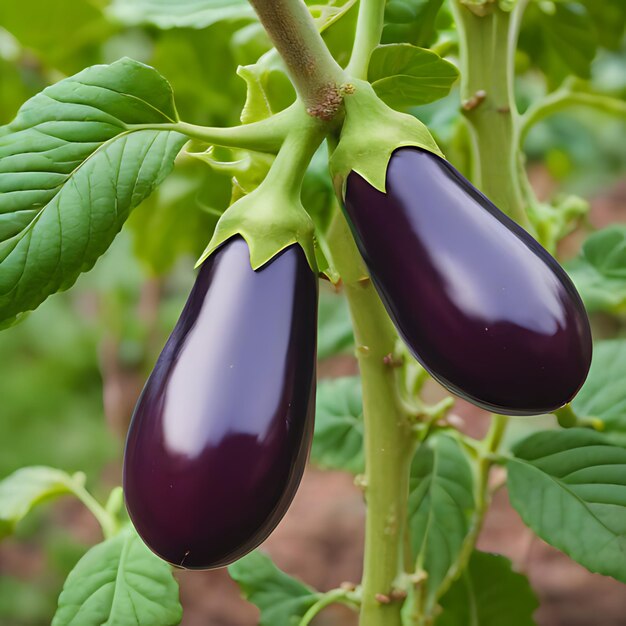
[53, 526, 182, 626]
[237, 53, 296, 124]
[0, 58, 187, 325]
[565, 226, 626, 314]
[108, 0, 254, 29]
[507, 429, 626, 583]
[330, 79, 442, 194]
[0, 466, 76, 538]
[382, 0, 446, 48]
[543, 3, 598, 79]
[572, 340, 626, 443]
[312, 377, 364, 474]
[317, 288, 354, 360]
[409, 433, 475, 611]
[519, 2, 598, 85]
[436, 551, 538, 626]
[368, 44, 459, 109]
[228, 551, 319, 626]
[581, 0, 626, 52]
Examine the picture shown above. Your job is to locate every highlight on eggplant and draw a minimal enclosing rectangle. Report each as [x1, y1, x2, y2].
[344, 147, 592, 416]
[123, 236, 318, 569]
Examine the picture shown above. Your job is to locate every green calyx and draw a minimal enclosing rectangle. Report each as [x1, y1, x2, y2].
[329, 79, 443, 198]
[196, 184, 318, 273]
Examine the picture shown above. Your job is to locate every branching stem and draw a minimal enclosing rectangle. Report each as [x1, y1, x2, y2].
[347, 0, 387, 79]
[248, 0, 346, 119]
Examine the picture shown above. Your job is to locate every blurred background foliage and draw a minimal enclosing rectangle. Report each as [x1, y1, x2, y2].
[0, 0, 624, 623]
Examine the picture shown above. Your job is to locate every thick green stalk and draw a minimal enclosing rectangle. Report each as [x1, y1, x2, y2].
[248, 0, 346, 118]
[347, 0, 387, 79]
[452, 1, 529, 226]
[327, 212, 414, 626]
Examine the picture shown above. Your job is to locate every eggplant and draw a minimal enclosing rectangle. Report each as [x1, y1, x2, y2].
[124, 236, 317, 569]
[344, 147, 592, 415]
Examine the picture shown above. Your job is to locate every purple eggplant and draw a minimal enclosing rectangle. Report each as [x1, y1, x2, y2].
[344, 147, 592, 415]
[124, 236, 317, 569]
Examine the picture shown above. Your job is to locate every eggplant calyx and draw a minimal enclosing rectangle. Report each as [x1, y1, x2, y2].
[196, 185, 318, 274]
[329, 79, 443, 198]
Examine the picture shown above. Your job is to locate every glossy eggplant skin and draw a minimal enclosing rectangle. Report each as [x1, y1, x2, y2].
[345, 148, 592, 415]
[124, 237, 317, 569]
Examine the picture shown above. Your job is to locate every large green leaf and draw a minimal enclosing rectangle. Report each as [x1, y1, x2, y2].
[565, 226, 626, 314]
[108, 0, 254, 29]
[312, 377, 364, 474]
[0, 58, 187, 325]
[53, 526, 182, 626]
[572, 340, 626, 444]
[228, 551, 319, 626]
[409, 433, 475, 612]
[0, 466, 76, 538]
[436, 551, 538, 626]
[368, 44, 459, 109]
[507, 429, 626, 582]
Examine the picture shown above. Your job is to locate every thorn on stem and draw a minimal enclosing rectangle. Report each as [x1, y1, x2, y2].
[375, 593, 391, 604]
[462, 89, 487, 111]
[383, 353, 404, 368]
[390, 589, 408, 601]
[354, 474, 367, 490]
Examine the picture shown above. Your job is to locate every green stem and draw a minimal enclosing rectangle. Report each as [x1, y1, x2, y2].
[248, 0, 346, 118]
[327, 212, 414, 626]
[554, 404, 605, 431]
[69, 476, 119, 540]
[129, 107, 296, 153]
[519, 82, 626, 145]
[451, 0, 529, 226]
[299, 589, 358, 626]
[262, 114, 327, 197]
[347, 0, 387, 79]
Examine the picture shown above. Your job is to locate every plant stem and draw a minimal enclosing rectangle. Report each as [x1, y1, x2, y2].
[262, 115, 327, 197]
[347, 0, 387, 79]
[130, 107, 296, 153]
[70, 477, 119, 540]
[451, 0, 529, 226]
[299, 588, 358, 626]
[519, 81, 626, 145]
[327, 211, 414, 626]
[248, 0, 346, 119]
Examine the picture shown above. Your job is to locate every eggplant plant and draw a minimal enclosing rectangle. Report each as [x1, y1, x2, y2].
[0, 0, 625, 625]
